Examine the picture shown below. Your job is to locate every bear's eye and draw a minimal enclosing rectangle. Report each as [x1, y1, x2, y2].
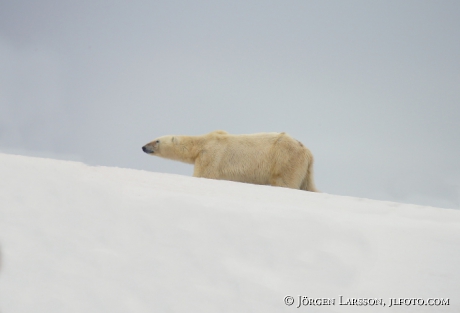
[172, 137, 175, 143]
[156, 140, 159, 144]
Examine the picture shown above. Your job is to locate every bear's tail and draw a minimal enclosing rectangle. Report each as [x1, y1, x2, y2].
[302, 152, 319, 192]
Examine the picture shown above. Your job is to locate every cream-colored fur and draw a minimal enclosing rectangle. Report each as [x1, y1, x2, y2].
[142, 130, 318, 192]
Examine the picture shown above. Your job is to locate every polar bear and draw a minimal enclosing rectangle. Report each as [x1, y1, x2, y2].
[142, 130, 318, 192]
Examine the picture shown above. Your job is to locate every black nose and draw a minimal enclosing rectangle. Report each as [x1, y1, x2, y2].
[142, 146, 154, 154]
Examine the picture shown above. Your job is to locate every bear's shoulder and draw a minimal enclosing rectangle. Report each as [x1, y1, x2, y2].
[209, 130, 228, 135]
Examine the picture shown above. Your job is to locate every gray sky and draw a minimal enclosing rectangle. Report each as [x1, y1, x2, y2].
[1, 0, 459, 209]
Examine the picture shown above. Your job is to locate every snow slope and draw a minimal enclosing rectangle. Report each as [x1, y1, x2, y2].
[0, 153, 459, 313]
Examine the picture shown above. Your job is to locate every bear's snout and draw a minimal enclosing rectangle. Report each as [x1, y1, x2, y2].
[142, 145, 154, 154]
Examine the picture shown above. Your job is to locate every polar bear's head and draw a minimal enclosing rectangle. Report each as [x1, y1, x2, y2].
[142, 135, 184, 158]
[142, 136, 174, 156]
[142, 135, 197, 164]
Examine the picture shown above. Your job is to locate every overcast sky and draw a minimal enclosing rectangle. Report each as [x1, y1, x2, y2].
[1, 1, 459, 209]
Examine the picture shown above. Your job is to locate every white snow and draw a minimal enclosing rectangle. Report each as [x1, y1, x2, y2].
[0, 153, 459, 312]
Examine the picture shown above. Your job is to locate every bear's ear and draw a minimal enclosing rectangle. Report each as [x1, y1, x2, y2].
[171, 137, 175, 143]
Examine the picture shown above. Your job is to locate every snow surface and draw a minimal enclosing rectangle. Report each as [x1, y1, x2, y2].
[0, 153, 459, 313]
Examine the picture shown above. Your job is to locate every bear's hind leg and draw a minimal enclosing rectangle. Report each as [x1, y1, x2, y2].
[269, 174, 301, 189]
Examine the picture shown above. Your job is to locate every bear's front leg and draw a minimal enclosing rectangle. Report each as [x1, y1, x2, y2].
[193, 163, 203, 177]
[193, 157, 220, 180]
